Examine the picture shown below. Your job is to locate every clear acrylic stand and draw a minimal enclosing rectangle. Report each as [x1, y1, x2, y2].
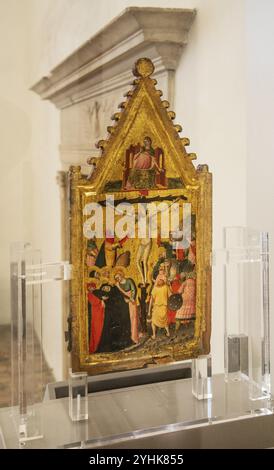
[10, 242, 72, 446]
[68, 369, 88, 422]
[213, 227, 270, 401]
[192, 355, 212, 400]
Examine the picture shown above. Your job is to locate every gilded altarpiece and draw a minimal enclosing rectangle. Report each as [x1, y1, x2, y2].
[69, 58, 212, 375]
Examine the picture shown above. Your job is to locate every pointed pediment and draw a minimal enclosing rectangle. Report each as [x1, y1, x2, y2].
[87, 58, 198, 193]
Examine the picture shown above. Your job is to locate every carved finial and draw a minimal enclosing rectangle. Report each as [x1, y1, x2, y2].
[118, 101, 128, 110]
[111, 112, 121, 122]
[96, 139, 107, 151]
[188, 153, 197, 161]
[124, 90, 133, 98]
[69, 165, 81, 180]
[168, 111, 176, 120]
[181, 137, 190, 146]
[162, 100, 170, 109]
[86, 157, 97, 181]
[131, 78, 140, 86]
[87, 157, 97, 165]
[174, 124, 182, 133]
[107, 126, 115, 135]
[133, 57, 155, 78]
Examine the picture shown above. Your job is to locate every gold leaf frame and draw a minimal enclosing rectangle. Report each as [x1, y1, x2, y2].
[69, 58, 212, 375]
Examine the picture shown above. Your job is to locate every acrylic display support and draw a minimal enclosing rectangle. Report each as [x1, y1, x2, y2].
[10, 242, 72, 446]
[68, 369, 88, 422]
[214, 227, 271, 401]
[192, 355, 212, 400]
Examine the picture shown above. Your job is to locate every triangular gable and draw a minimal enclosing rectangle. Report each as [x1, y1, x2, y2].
[87, 58, 198, 193]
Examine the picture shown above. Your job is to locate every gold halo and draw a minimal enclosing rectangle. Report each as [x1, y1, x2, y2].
[133, 58, 154, 78]
[112, 266, 126, 281]
[158, 247, 166, 257]
[101, 267, 111, 277]
[101, 268, 112, 284]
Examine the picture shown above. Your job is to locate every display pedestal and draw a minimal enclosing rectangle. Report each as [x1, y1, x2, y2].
[192, 355, 212, 400]
[1, 374, 273, 449]
[10, 242, 72, 446]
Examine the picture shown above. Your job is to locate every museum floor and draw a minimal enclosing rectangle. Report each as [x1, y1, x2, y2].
[0, 325, 54, 408]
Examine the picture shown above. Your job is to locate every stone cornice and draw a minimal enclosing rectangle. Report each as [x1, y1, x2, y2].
[31, 7, 196, 109]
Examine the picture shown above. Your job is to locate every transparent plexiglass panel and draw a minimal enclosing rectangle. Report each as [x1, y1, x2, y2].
[10, 242, 43, 444]
[192, 355, 212, 400]
[68, 369, 88, 422]
[219, 227, 270, 400]
[10, 242, 72, 445]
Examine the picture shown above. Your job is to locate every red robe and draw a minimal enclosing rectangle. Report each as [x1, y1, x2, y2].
[88, 292, 105, 353]
[167, 275, 181, 325]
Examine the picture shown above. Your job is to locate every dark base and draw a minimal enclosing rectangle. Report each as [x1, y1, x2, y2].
[45, 361, 191, 400]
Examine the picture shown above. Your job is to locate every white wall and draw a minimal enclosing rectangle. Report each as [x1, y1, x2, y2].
[0, 0, 33, 323]
[0, 0, 63, 380]
[28, 92, 62, 381]
[1, 0, 272, 380]
[245, 0, 274, 389]
[175, 0, 247, 373]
